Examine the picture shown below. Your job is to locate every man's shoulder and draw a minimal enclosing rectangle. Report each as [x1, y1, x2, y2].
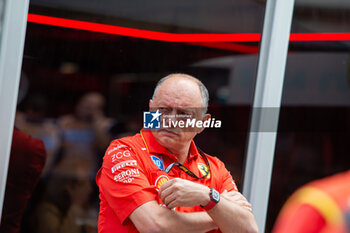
[100, 133, 146, 172]
[202, 152, 226, 168]
[108, 133, 143, 150]
[104, 133, 146, 161]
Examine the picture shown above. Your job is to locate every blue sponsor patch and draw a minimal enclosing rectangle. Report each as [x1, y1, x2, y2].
[151, 156, 164, 170]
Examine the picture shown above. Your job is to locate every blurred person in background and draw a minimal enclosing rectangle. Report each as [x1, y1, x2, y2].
[273, 170, 350, 233]
[32, 156, 96, 233]
[0, 128, 46, 233]
[58, 92, 115, 171]
[15, 94, 61, 177]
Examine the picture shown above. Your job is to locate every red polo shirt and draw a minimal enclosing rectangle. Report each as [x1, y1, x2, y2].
[96, 129, 237, 233]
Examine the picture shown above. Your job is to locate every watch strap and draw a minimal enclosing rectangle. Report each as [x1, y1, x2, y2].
[200, 188, 220, 211]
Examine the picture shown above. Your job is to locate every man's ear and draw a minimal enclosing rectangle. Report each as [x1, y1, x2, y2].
[149, 99, 153, 111]
[198, 113, 211, 134]
[203, 113, 211, 121]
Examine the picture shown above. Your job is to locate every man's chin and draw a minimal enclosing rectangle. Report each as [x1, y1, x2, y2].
[153, 129, 180, 147]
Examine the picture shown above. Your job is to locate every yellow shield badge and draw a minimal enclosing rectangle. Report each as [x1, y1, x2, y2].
[197, 163, 211, 178]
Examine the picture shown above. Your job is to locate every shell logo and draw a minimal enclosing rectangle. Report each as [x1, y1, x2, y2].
[155, 175, 169, 190]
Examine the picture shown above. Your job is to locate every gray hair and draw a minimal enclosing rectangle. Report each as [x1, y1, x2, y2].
[152, 73, 209, 114]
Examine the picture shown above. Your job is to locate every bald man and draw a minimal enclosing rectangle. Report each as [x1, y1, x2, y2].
[96, 74, 258, 233]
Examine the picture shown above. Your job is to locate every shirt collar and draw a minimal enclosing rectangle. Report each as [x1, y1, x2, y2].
[140, 129, 200, 161]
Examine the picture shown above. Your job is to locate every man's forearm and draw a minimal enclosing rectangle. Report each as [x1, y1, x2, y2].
[206, 198, 258, 233]
[157, 178, 258, 233]
[158, 209, 218, 233]
[130, 201, 217, 233]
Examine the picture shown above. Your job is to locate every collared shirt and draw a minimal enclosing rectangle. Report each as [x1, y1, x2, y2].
[96, 129, 238, 233]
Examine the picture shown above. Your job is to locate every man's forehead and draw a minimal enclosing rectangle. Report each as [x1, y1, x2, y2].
[156, 80, 201, 101]
[152, 94, 201, 108]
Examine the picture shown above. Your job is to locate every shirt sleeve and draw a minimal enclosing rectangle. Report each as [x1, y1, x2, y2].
[216, 159, 238, 193]
[97, 141, 158, 224]
[272, 204, 326, 233]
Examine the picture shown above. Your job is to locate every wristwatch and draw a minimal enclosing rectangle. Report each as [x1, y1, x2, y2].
[201, 188, 220, 211]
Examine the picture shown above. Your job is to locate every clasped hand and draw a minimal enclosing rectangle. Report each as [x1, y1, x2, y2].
[158, 178, 253, 213]
[158, 178, 210, 209]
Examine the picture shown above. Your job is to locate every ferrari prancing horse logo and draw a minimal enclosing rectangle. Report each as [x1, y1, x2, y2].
[198, 163, 211, 178]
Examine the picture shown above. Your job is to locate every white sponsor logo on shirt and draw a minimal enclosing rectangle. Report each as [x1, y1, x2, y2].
[111, 160, 137, 173]
[111, 150, 131, 162]
[114, 168, 140, 183]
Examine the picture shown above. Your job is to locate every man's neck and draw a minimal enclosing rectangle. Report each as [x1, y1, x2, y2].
[166, 143, 191, 164]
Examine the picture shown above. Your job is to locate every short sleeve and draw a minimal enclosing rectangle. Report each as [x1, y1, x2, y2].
[216, 159, 238, 193]
[97, 141, 158, 224]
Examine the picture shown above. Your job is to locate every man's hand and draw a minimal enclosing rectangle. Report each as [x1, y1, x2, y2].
[221, 190, 252, 212]
[158, 178, 210, 209]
